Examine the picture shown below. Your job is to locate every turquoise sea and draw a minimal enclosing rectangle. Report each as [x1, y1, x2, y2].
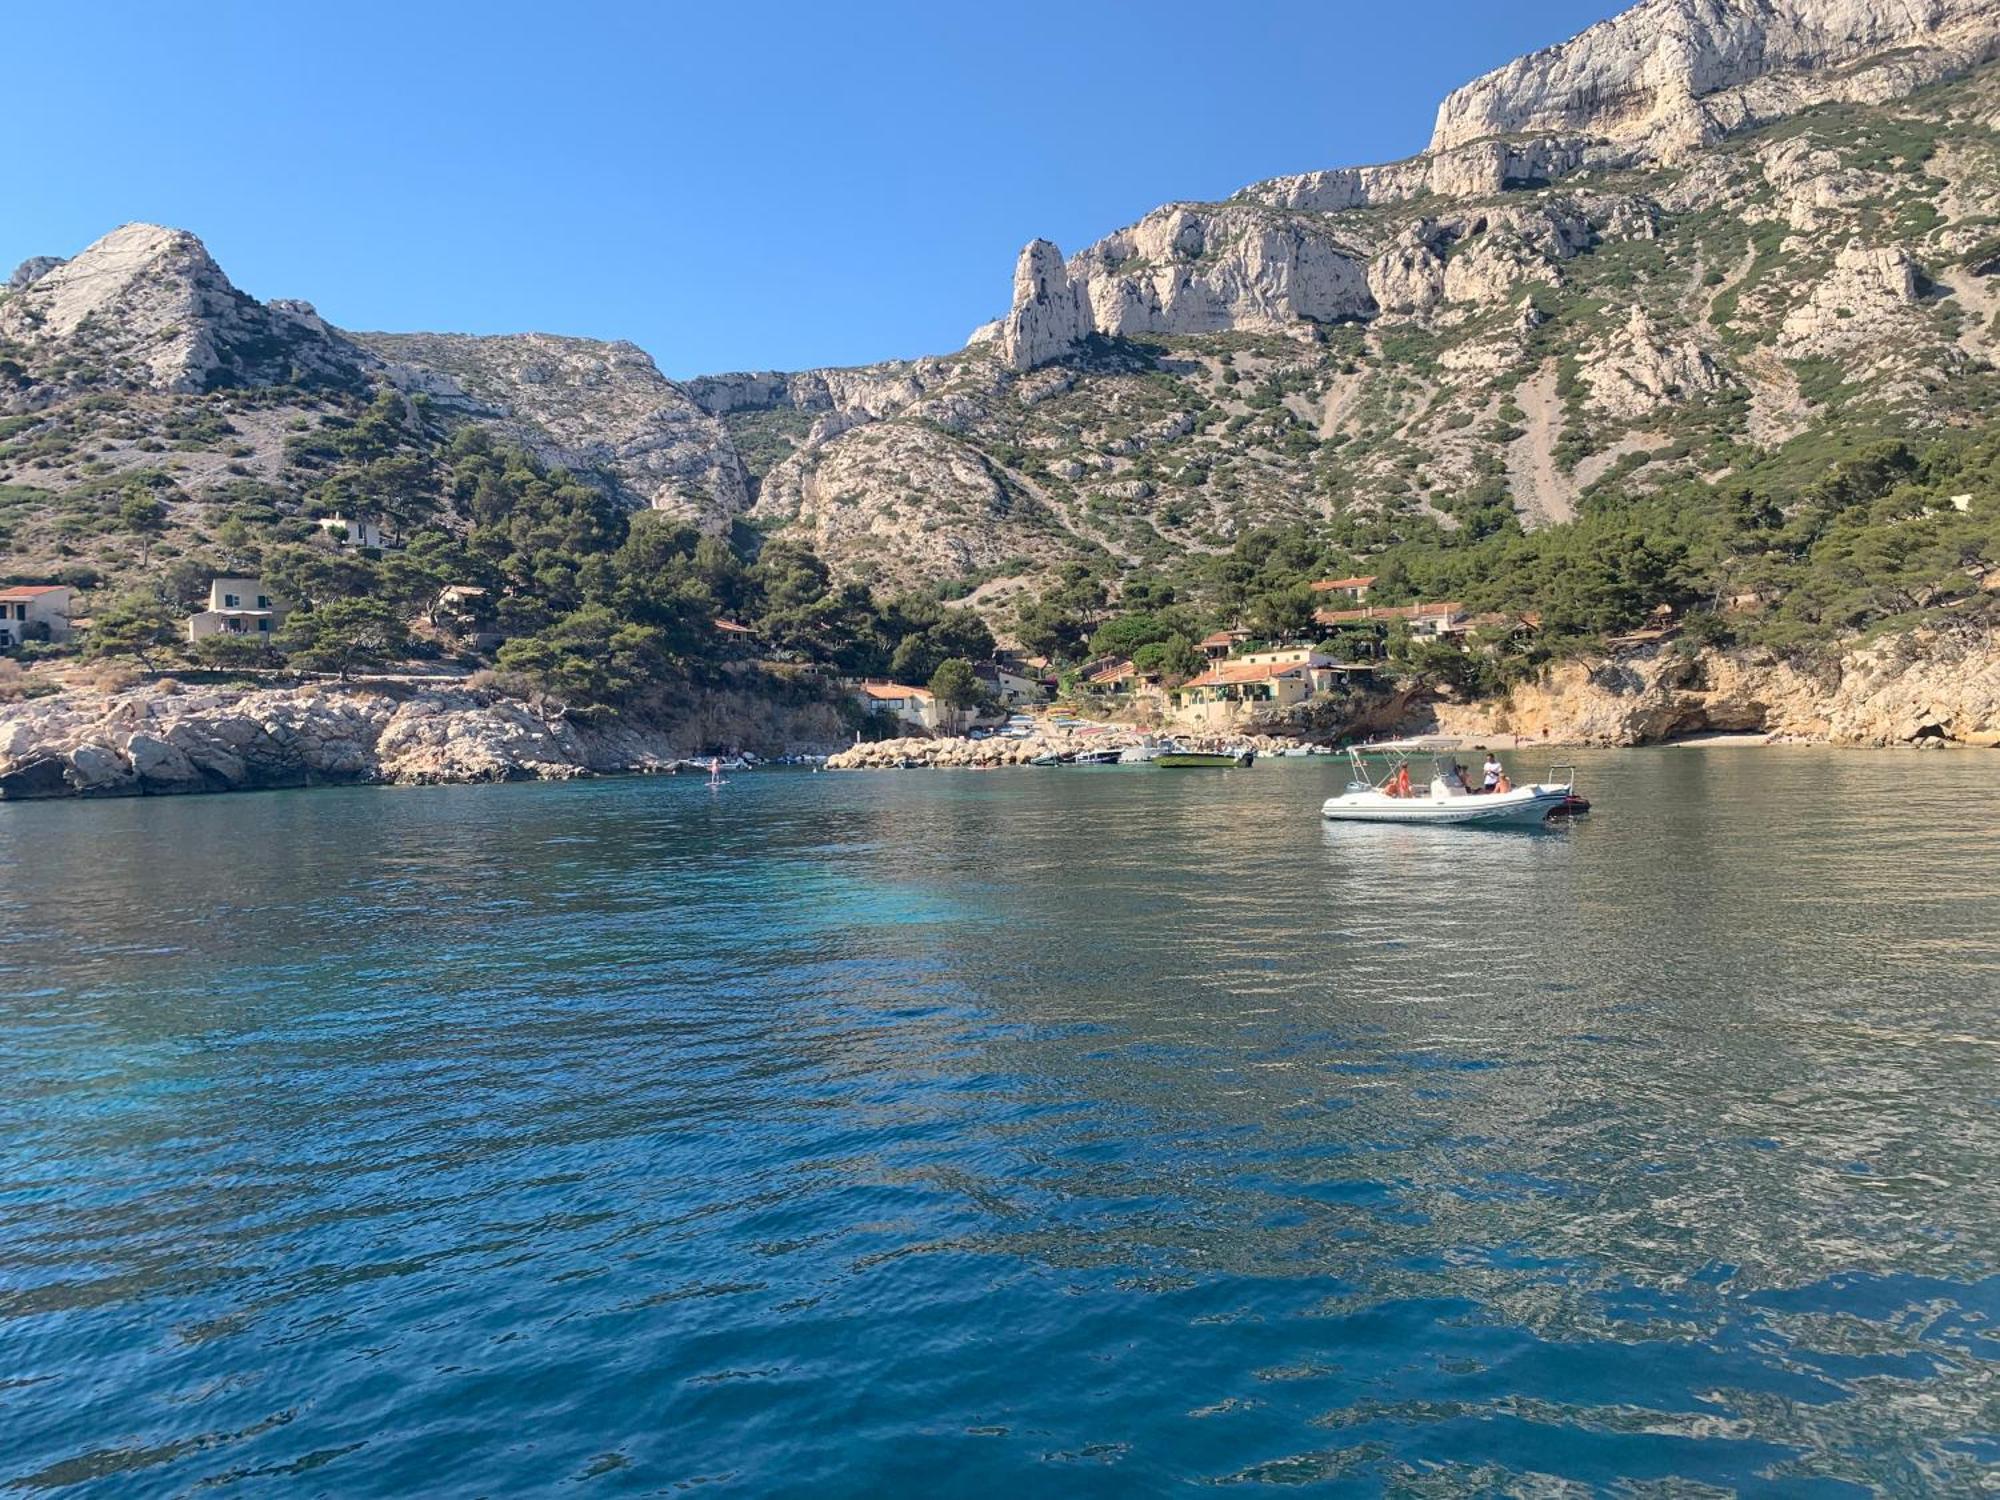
[2, 751, 1997, 1495]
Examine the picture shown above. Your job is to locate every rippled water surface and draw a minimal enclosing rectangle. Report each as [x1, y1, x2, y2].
[3, 751, 1998, 1495]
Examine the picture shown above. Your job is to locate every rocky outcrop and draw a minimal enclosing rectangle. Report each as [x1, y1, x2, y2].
[357, 331, 749, 530]
[0, 681, 851, 799]
[0, 223, 371, 394]
[1427, 626, 2000, 747]
[1429, 0, 2000, 158]
[5, 256, 64, 291]
[1001, 240, 1093, 371]
[1583, 305, 1730, 418]
[987, 0, 2000, 370]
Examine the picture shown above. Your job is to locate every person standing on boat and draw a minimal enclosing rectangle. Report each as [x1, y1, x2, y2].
[1482, 753, 1504, 794]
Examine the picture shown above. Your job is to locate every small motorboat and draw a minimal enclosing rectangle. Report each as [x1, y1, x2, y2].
[1072, 748, 1124, 766]
[1157, 744, 1255, 769]
[1320, 749, 1579, 826]
[1118, 742, 1161, 764]
[1029, 750, 1065, 767]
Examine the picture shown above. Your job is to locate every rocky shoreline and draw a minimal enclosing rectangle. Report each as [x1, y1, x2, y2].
[0, 680, 849, 799]
[1426, 626, 2000, 749]
[4, 625, 1993, 802]
[824, 728, 1312, 771]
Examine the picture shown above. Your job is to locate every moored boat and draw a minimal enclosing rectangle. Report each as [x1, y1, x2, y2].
[1156, 745, 1255, 769]
[1320, 749, 1578, 826]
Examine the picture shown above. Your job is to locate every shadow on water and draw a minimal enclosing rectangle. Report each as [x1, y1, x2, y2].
[1, 752, 1996, 1495]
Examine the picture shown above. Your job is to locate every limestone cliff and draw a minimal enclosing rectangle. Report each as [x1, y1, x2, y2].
[989, 0, 2000, 371]
[0, 223, 370, 395]
[1428, 625, 2000, 747]
[0, 681, 851, 799]
[1430, 0, 2000, 157]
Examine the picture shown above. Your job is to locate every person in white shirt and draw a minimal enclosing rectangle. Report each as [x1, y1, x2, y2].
[1482, 754, 1504, 793]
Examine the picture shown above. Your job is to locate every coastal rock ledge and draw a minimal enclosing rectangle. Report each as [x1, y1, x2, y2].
[1428, 627, 2000, 748]
[0, 682, 844, 798]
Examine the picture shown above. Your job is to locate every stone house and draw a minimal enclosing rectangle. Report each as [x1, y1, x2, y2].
[0, 585, 75, 647]
[187, 578, 290, 641]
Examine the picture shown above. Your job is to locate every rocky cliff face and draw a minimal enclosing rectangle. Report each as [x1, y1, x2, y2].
[356, 331, 748, 529]
[0, 225, 746, 530]
[983, 0, 1999, 374]
[1427, 625, 2000, 747]
[1430, 0, 2000, 157]
[0, 680, 851, 799]
[0, 224, 370, 395]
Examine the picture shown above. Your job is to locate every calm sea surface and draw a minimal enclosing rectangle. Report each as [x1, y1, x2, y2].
[3, 751, 1997, 1496]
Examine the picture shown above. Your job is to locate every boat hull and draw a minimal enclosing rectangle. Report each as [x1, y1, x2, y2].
[1157, 752, 1252, 768]
[1320, 785, 1571, 826]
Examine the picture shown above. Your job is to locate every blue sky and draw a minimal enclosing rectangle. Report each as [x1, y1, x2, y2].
[7, 1, 1626, 378]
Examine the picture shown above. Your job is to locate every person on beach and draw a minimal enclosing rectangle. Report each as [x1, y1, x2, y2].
[1482, 753, 1504, 793]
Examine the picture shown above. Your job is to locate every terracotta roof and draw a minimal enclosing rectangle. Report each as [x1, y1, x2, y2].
[1085, 659, 1135, 684]
[1180, 660, 1309, 689]
[858, 681, 933, 701]
[1313, 600, 1466, 626]
[1309, 575, 1377, 592]
[1198, 630, 1238, 648]
[0, 585, 70, 601]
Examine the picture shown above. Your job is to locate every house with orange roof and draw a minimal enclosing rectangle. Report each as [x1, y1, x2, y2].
[1167, 647, 1373, 729]
[0, 584, 74, 647]
[852, 679, 943, 733]
[1308, 574, 1377, 603]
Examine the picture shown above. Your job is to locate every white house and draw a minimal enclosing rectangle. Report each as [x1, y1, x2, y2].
[976, 658, 1048, 706]
[854, 680, 943, 733]
[0, 585, 74, 647]
[316, 514, 390, 549]
[187, 578, 290, 641]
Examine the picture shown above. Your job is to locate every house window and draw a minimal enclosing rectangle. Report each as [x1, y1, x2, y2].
[258, 619, 271, 633]
[11, 604, 23, 621]
[256, 596, 270, 609]
[223, 593, 240, 609]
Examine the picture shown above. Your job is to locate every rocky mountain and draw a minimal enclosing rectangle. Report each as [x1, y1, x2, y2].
[667, 0, 1999, 597]
[0, 227, 745, 556]
[3, 0, 1997, 609]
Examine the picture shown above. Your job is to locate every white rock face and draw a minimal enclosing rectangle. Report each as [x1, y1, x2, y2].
[1430, 0, 2000, 158]
[0, 223, 370, 392]
[1001, 240, 1092, 371]
[1584, 305, 1730, 417]
[1078, 206, 1376, 336]
[357, 331, 749, 531]
[1778, 241, 1923, 354]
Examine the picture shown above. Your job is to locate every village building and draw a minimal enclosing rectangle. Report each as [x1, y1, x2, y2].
[1309, 574, 1377, 603]
[1167, 648, 1369, 730]
[976, 658, 1048, 706]
[0, 585, 75, 648]
[1313, 599, 1469, 646]
[853, 680, 944, 733]
[1198, 627, 1250, 662]
[315, 514, 392, 550]
[187, 578, 290, 641]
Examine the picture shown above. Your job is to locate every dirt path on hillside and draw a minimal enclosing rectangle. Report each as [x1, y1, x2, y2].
[1740, 347, 1812, 447]
[1505, 359, 1575, 527]
[1935, 266, 1999, 360]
